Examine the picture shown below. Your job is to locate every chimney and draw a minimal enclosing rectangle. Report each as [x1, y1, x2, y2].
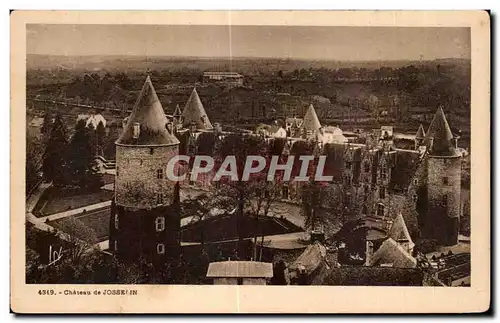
[133, 122, 140, 139]
[365, 241, 374, 266]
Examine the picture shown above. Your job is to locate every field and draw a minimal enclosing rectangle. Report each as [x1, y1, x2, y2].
[32, 187, 113, 217]
[48, 207, 111, 241]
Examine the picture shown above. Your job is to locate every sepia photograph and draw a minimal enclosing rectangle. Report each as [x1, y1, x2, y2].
[11, 11, 490, 313]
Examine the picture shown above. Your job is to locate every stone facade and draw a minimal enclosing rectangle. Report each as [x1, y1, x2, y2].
[115, 144, 179, 208]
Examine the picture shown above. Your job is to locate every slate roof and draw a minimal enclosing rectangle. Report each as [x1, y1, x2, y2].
[415, 124, 426, 139]
[206, 261, 273, 278]
[302, 104, 322, 134]
[389, 213, 415, 251]
[425, 107, 460, 157]
[369, 238, 417, 268]
[289, 242, 327, 275]
[182, 88, 213, 130]
[116, 76, 180, 146]
[321, 267, 423, 286]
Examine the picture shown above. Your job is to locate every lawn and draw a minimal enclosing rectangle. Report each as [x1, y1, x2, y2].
[33, 187, 113, 217]
[48, 207, 111, 242]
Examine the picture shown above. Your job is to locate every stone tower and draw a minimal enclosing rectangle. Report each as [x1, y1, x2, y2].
[423, 107, 462, 246]
[109, 76, 181, 262]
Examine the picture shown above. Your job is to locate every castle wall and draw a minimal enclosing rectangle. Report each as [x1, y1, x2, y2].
[109, 202, 181, 263]
[425, 156, 462, 245]
[115, 144, 179, 208]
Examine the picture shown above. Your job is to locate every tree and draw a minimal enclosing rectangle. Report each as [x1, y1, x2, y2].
[66, 120, 103, 190]
[42, 114, 68, 186]
[26, 134, 43, 194]
[40, 112, 52, 141]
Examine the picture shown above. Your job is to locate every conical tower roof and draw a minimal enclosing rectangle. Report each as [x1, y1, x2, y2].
[302, 104, 321, 134]
[173, 104, 182, 117]
[389, 213, 414, 249]
[415, 124, 426, 139]
[425, 107, 458, 156]
[182, 88, 213, 130]
[116, 76, 179, 146]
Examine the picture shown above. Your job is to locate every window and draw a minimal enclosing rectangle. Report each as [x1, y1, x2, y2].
[362, 205, 367, 215]
[364, 162, 370, 173]
[379, 186, 386, 199]
[282, 186, 289, 199]
[345, 176, 351, 186]
[345, 161, 352, 170]
[380, 167, 387, 180]
[364, 185, 370, 196]
[157, 193, 164, 205]
[114, 240, 118, 251]
[214, 181, 221, 189]
[265, 190, 270, 199]
[116, 166, 119, 177]
[157, 243, 165, 255]
[412, 194, 418, 202]
[150, 148, 154, 155]
[442, 195, 448, 207]
[155, 217, 165, 232]
[140, 159, 143, 166]
[443, 177, 449, 185]
[157, 169, 163, 179]
[377, 203, 385, 217]
[114, 213, 119, 230]
[413, 179, 418, 186]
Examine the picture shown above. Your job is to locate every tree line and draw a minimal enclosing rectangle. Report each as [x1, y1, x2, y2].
[41, 113, 104, 191]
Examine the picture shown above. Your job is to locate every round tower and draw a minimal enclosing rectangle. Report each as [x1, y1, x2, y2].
[424, 107, 462, 246]
[110, 76, 181, 263]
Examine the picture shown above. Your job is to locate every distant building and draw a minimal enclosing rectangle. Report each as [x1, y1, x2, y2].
[206, 261, 273, 285]
[77, 113, 106, 129]
[203, 71, 244, 86]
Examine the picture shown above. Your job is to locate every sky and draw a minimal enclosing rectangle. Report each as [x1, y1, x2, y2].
[27, 24, 470, 61]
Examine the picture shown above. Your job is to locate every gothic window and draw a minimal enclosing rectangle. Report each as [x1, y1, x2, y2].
[157, 169, 163, 179]
[155, 216, 165, 232]
[157, 193, 164, 205]
[157, 243, 165, 255]
[377, 203, 385, 217]
[443, 177, 449, 185]
[364, 162, 370, 173]
[114, 213, 119, 230]
[345, 176, 351, 186]
[379, 186, 386, 199]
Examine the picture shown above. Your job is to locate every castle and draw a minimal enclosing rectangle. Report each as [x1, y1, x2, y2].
[110, 77, 464, 264]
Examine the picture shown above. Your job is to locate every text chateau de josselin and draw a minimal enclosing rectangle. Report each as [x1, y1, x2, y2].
[109, 76, 463, 266]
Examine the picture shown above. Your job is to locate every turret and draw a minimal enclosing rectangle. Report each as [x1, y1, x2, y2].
[415, 124, 426, 150]
[423, 107, 462, 246]
[110, 76, 181, 263]
[182, 87, 213, 130]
